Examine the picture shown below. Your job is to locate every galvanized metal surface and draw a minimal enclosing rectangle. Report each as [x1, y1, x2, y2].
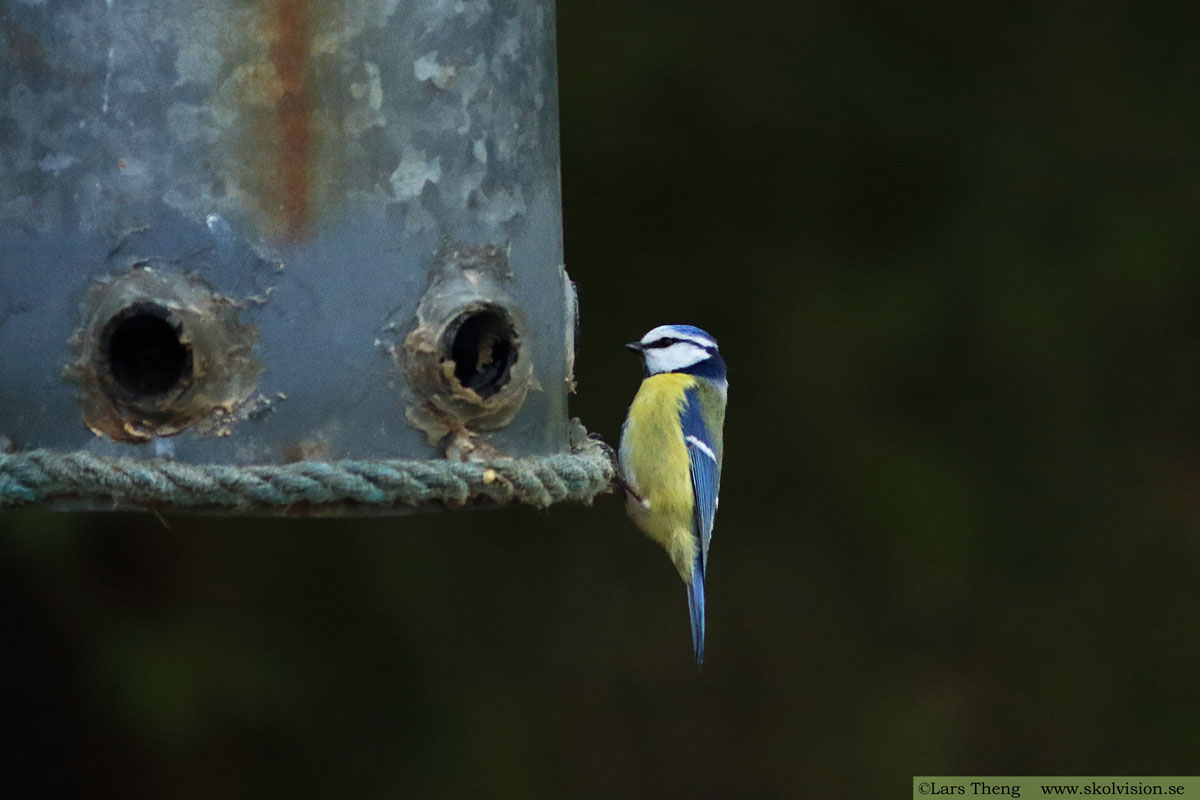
[0, 0, 570, 466]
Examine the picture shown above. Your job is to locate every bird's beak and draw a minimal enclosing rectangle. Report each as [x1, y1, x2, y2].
[625, 341, 644, 353]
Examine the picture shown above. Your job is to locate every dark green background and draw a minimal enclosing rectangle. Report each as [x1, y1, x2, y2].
[6, 1, 1200, 796]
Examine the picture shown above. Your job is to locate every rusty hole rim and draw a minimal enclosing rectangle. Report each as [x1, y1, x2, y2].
[97, 301, 194, 409]
[441, 304, 519, 400]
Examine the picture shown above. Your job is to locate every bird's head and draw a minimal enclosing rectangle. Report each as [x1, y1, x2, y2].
[626, 324, 725, 380]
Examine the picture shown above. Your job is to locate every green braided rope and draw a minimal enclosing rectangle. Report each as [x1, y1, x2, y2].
[0, 437, 616, 513]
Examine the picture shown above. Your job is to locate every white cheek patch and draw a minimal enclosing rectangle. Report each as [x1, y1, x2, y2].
[644, 342, 709, 373]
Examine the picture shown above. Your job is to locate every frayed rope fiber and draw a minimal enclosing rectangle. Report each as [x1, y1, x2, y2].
[0, 437, 616, 513]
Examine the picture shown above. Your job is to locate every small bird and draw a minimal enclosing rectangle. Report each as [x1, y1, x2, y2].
[619, 324, 727, 664]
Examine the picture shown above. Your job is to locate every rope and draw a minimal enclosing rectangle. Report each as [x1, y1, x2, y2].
[0, 437, 616, 513]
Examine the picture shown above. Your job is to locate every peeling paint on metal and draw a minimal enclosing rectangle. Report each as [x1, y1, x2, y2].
[389, 150, 441, 201]
[395, 244, 534, 458]
[64, 266, 264, 443]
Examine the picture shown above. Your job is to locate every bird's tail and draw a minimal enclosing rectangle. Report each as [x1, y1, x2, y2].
[686, 558, 706, 666]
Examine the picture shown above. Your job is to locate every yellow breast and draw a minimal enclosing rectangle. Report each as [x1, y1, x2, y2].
[620, 372, 699, 578]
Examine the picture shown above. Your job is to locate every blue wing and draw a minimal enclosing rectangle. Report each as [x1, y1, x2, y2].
[681, 386, 719, 665]
[680, 386, 720, 572]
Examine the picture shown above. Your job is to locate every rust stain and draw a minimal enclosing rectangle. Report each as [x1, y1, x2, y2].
[217, 0, 348, 241]
[270, 0, 313, 239]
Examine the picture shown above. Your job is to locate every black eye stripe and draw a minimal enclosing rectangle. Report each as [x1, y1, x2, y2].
[643, 337, 716, 351]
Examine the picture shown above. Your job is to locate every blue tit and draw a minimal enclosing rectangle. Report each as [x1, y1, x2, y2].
[619, 324, 727, 665]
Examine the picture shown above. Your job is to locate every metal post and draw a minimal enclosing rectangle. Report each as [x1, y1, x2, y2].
[0, 0, 572, 476]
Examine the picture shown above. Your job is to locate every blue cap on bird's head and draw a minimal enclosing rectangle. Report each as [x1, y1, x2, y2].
[627, 324, 725, 380]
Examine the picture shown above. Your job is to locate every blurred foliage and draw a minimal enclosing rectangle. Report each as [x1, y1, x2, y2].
[6, 0, 1200, 796]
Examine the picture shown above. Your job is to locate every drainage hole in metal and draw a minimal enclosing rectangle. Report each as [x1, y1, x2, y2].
[102, 303, 193, 398]
[448, 308, 517, 399]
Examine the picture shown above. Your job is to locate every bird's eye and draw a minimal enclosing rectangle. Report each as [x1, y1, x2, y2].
[643, 337, 679, 350]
